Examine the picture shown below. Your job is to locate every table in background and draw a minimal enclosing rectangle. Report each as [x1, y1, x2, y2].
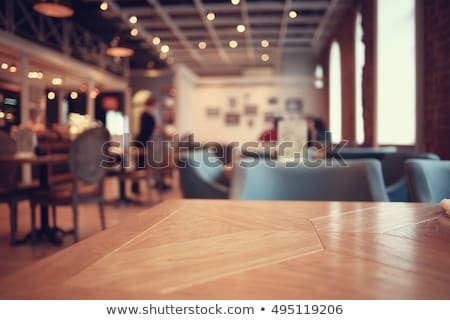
[0, 154, 69, 244]
[0, 200, 449, 299]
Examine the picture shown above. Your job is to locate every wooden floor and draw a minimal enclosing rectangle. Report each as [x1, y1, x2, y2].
[0, 175, 182, 280]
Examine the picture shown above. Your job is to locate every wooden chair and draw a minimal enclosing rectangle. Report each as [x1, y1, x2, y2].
[30, 127, 110, 242]
[0, 131, 22, 244]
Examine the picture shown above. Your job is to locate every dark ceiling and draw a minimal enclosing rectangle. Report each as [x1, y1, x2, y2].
[1, 0, 353, 76]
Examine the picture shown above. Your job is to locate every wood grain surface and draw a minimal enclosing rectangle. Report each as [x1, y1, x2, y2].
[0, 200, 448, 299]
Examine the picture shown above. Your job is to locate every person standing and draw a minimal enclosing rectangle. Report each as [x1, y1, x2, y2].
[132, 96, 171, 194]
[135, 96, 157, 146]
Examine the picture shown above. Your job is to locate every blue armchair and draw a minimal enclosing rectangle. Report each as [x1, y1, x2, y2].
[178, 150, 229, 199]
[230, 159, 389, 201]
[405, 159, 450, 202]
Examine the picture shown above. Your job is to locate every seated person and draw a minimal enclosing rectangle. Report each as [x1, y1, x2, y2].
[258, 117, 282, 142]
[307, 117, 329, 144]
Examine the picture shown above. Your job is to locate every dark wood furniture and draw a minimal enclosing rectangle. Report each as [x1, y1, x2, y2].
[29, 128, 109, 243]
[0, 153, 69, 244]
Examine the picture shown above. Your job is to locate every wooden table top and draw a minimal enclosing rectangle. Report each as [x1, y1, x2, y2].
[1, 200, 449, 299]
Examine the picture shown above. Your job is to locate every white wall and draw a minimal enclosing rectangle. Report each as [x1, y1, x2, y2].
[175, 64, 325, 144]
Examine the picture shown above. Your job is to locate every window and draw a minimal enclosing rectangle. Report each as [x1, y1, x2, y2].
[329, 41, 342, 143]
[377, 0, 416, 145]
[355, 12, 365, 145]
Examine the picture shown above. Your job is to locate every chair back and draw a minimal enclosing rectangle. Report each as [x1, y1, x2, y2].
[230, 159, 389, 201]
[382, 150, 440, 186]
[69, 127, 110, 183]
[328, 146, 397, 161]
[178, 149, 228, 199]
[381, 150, 440, 201]
[0, 130, 17, 193]
[405, 159, 450, 203]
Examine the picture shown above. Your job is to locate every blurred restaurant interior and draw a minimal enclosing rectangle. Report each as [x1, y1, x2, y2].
[0, 0, 449, 299]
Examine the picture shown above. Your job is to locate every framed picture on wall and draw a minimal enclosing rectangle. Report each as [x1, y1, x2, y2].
[285, 98, 303, 114]
[229, 97, 237, 108]
[206, 107, 220, 117]
[244, 105, 258, 116]
[268, 97, 278, 105]
[225, 112, 240, 126]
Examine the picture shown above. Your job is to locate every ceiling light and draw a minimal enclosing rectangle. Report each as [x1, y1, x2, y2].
[161, 44, 170, 53]
[198, 41, 207, 49]
[106, 36, 134, 57]
[37, 71, 44, 79]
[314, 79, 324, 89]
[236, 24, 246, 33]
[261, 54, 270, 62]
[152, 36, 161, 45]
[1, 63, 8, 70]
[130, 28, 139, 37]
[100, 1, 108, 11]
[28, 71, 38, 79]
[206, 12, 215, 21]
[159, 52, 167, 60]
[52, 77, 63, 85]
[9, 64, 17, 73]
[231, 0, 240, 5]
[261, 39, 270, 48]
[33, 0, 74, 18]
[70, 91, 78, 99]
[229, 40, 238, 48]
[129, 15, 138, 24]
[289, 10, 298, 19]
[47, 91, 56, 100]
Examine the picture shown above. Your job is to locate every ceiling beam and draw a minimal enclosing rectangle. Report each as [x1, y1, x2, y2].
[240, 0, 255, 62]
[275, 0, 292, 71]
[117, 1, 329, 15]
[311, 0, 340, 53]
[106, 0, 167, 68]
[146, 0, 204, 65]
[193, 0, 230, 65]
[136, 15, 320, 29]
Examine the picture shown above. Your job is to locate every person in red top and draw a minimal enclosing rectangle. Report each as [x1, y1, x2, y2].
[258, 117, 281, 142]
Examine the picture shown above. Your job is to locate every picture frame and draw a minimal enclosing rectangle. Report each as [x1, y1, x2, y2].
[244, 105, 258, 116]
[206, 107, 220, 117]
[225, 112, 240, 126]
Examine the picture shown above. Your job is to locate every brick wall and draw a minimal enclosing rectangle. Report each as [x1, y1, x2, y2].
[322, 0, 376, 146]
[323, 0, 450, 155]
[360, 0, 376, 147]
[336, 7, 357, 143]
[423, 0, 450, 160]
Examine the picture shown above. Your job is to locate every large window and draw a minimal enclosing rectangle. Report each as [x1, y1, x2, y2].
[329, 41, 342, 143]
[377, 0, 416, 145]
[355, 12, 365, 145]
